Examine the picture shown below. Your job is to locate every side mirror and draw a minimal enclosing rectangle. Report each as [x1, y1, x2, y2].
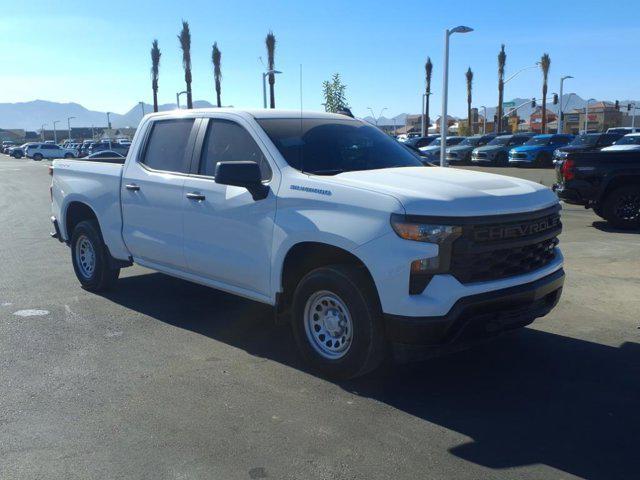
[215, 161, 269, 201]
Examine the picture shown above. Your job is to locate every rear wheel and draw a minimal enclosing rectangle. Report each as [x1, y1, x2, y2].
[291, 264, 387, 380]
[535, 152, 550, 167]
[70, 220, 120, 291]
[601, 186, 640, 229]
[497, 152, 508, 166]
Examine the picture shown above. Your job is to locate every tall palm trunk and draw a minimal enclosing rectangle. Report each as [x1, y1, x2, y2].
[265, 31, 276, 108]
[466, 67, 473, 134]
[540, 53, 551, 133]
[497, 44, 506, 132]
[178, 21, 193, 109]
[424, 57, 432, 134]
[211, 42, 222, 107]
[150, 40, 161, 113]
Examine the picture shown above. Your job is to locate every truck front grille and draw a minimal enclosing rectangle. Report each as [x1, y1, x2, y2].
[449, 207, 561, 284]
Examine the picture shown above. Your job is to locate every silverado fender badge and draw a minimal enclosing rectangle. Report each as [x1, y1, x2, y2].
[290, 185, 332, 196]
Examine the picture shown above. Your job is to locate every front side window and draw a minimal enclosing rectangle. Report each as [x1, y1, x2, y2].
[199, 119, 270, 178]
[141, 119, 195, 173]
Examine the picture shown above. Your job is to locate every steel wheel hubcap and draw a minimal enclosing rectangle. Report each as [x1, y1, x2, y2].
[75, 235, 96, 279]
[304, 291, 353, 360]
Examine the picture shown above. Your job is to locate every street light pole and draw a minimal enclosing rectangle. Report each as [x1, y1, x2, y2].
[558, 75, 573, 134]
[262, 70, 282, 108]
[106, 112, 112, 130]
[52, 120, 60, 144]
[440, 25, 473, 167]
[176, 91, 187, 109]
[421, 94, 426, 136]
[480, 106, 487, 134]
[139, 101, 145, 117]
[367, 107, 387, 127]
[41, 124, 48, 141]
[67, 116, 75, 142]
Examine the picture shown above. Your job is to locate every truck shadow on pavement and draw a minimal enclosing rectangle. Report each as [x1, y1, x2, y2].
[105, 272, 640, 480]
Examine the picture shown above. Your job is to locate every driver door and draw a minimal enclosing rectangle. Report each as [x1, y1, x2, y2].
[182, 117, 277, 300]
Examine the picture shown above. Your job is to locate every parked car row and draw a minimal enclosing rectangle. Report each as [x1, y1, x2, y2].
[399, 131, 640, 168]
[2, 139, 130, 160]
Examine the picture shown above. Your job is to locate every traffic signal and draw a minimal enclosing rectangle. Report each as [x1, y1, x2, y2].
[615, 100, 620, 110]
[531, 98, 536, 108]
[553, 94, 558, 105]
[628, 103, 632, 112]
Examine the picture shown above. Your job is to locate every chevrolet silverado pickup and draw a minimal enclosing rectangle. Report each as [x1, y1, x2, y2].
[51, 109, 565, 379]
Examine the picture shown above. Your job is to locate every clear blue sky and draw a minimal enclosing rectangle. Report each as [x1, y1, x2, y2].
[2, 0, 638, 117]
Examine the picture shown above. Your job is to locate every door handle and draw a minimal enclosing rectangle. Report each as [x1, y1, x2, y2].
[186, 192, 206, 201]
[125, 184, 140, 191]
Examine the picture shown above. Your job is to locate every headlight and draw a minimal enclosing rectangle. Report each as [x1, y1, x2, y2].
[391, 215, 463, 294]
[390, 215, 461, 244]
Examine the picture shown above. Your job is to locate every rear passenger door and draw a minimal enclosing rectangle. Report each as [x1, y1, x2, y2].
[181, 116, 277, 300]
[121, 118, 199, 270]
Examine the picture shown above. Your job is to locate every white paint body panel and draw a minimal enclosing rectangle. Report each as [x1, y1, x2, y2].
[52, 108, 564, 319]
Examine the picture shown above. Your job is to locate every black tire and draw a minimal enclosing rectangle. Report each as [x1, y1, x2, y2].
[64, 153, 74, 159]
[33, 153, 43, 161]
[70, 220, 120, 291]
[291, 264, 387, 380]
[601, 185, 640, 229]
[497, 152, 508, 167]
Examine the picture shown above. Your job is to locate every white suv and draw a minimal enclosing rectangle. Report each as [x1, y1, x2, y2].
[26, 143, 77, 160]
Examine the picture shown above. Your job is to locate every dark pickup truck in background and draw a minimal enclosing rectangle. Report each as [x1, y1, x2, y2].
[554, 150, 640, 229]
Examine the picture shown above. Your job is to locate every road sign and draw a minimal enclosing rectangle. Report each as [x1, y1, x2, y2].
[503, 101, 516, 108]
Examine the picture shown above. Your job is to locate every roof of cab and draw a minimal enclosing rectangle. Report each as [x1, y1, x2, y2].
[143, 108, 352, 121]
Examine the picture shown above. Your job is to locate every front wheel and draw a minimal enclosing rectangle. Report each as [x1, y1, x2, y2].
[64, 153, 74, 159]
[291, 264, 387, 380]
[33, 153, 43, 161]
[70, 220, 120, 291]
[601, 186, 640, 229]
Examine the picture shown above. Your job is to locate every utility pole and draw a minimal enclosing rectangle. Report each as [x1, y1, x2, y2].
[106, 112, 112, 130]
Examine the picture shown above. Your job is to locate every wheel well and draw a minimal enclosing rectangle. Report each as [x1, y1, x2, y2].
[279, 242, 378, 314]
[65, 202, 98, 240]
[601, 175, 640, 201]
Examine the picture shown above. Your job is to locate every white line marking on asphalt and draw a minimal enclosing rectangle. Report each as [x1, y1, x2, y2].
[105, 331, 123, 338]
[1, 302, 12, 307]
[13, 309, 49, 317]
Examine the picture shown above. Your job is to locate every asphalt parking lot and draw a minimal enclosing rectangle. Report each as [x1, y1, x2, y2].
[1, 155, 639, 480]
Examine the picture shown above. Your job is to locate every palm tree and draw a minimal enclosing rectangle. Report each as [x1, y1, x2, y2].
[540, 53, 551, 133]
[150, 40, 161, 113]
[178, 20, 193, 109]
[211, 42, 222, 107]
[497, 44, 506, 132]
[424, 57, 433, 133]
[466, 67, 474, 134]
[265, 31, 276, 108]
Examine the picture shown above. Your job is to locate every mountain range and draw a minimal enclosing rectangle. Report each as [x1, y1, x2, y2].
[2, 96, 638, 131]
[0, 100, 214, 131]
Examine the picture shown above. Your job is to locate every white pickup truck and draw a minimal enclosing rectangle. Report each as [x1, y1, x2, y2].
[51, 109, 565, 379]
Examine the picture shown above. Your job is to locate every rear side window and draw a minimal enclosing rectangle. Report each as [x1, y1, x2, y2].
[141, 119, 195, 173]
[199, 119, 270, 179]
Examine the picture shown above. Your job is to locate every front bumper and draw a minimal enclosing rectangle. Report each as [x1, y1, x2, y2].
[384, 268, 564, 345]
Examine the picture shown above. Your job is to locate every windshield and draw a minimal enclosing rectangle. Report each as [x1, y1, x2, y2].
[614, 135, 640, 146]
[487, 136, 511, 146]
[568, 134, 599, 147]
[525, 136, 551, 146]
[458, 137, 482, 146]
[257, 118, 423, 174]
